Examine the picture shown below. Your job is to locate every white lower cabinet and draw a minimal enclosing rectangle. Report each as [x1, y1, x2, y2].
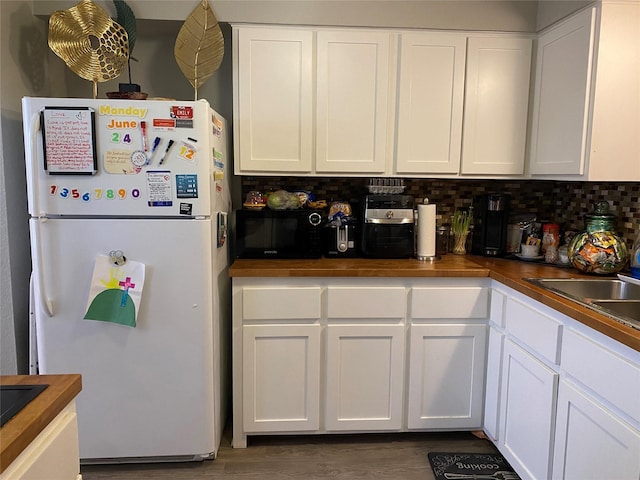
[484, 288, 507, 442]
[232, 277, 490, 447]
[499, 339, 558, 480]
[242, 324, 321, 433]
[483, 324, 504, 442]
[487, 283, 640, 480]
[325, 285, 406, 431]
[0, 403, 80, 480]
[552, 380, 640, 480]
[325, 324, 404, 431]
[408, 323, 487, 429]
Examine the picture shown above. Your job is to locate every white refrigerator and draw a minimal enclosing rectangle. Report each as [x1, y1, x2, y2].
[22, 97, 231, 463]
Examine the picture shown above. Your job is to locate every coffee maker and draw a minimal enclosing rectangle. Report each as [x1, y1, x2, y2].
[471, 193, 510, 256]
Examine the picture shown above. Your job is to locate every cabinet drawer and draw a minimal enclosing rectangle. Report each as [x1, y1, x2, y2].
[411, 287, 489, 319]
[562, 328, 640, 424]
[327, 287, 405, 319]
[505, 297, 562, 365]
[243, 287, 321, 320]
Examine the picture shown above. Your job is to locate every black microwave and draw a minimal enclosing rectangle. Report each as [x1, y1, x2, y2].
[236, 209, 323, 259]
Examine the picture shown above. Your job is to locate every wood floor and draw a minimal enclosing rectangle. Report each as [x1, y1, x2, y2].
[80, 423, 499, 479]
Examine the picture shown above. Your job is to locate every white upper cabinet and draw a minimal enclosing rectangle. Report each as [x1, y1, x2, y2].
[316, 31, 392, 174]
[395, 33, 466, 175]
[233, 25, 533, 177]
[529, 3, 640, 180]
[395, 33, 532, 177]
[461, 36, 532, 175]
[233, 26, 392, 175]
[233, 27, 314, 173]
[529, 8, 595, 177]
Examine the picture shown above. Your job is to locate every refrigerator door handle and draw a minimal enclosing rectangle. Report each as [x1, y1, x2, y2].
[29, 273, 39, 374]
[27, 112, 41, 214]
[32, 217, 54, 317]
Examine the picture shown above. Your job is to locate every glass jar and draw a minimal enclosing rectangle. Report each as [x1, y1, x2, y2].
[436, 224, 449, 256]
[568, 201, 628, 274]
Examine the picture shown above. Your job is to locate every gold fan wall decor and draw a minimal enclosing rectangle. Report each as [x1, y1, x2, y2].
[48, 0, 129, 98]
[174, 0, 224, 100]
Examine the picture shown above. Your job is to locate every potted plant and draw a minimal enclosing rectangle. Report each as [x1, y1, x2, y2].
[451, 209, 473, 255]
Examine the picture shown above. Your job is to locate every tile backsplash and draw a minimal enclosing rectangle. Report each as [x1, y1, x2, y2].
[240, 177, 640, 248]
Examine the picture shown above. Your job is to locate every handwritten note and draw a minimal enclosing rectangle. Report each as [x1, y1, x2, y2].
[41, 107, 97, 174]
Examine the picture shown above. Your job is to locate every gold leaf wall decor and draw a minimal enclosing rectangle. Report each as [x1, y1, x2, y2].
[174, 0, 224, 100]
[48, 0, 129, 98]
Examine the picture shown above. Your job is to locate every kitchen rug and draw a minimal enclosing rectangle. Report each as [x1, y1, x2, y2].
[427, 452, 520, 480]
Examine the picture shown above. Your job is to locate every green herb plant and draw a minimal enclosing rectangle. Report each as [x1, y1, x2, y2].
[452, 210, 472, 235]
[451, 209, 473, 254]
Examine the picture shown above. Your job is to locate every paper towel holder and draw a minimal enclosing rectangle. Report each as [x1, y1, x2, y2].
[415, 199, 440, 262]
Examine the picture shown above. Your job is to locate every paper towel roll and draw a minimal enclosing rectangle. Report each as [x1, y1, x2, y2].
[417, 204, 437, 258]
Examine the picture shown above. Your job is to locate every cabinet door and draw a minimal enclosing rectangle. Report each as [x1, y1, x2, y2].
[499, 339, 558, 480]
[529, 8, 596, 175]
[408, 323, 487, 429]
[552, 380, 640, 480]
[0, 403, 79, 480]
[461, 36, 532, 175]
[395, 33, 466, 174]
[235, 27, 313, 173]
[242, 324, 321, 432]
[588, 3, 640, 181]
[315, 30, 391, 173]
[483, 326, 504, 442]
[325, 324, 404, 431]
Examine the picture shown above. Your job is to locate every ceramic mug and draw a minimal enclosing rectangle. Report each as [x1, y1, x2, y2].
[520, 244, 540, 258]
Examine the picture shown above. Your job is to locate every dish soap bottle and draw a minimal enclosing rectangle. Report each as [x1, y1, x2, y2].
[568, 201, 628, 274]
[631, 230, 640, 279]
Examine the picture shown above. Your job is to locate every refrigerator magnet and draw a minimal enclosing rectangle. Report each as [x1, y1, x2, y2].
[130, 150, 147, 168]
[176, 174, 198, 198]
[104, 150, 143, 174]
[146, 171, 172, 207]
[179, 203, 193, 215]
[177, 139, 197, 163]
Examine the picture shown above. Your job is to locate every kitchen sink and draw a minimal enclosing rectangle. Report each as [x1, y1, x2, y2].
[590, 300, 640, 322]
[525, 278, 640, 330]
[526, 278, 640, 301]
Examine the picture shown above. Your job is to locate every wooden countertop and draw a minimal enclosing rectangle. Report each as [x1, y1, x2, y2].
[0, 374, 82, 473]
[229, 255, 490, 277]
[229, 256, 640, 352]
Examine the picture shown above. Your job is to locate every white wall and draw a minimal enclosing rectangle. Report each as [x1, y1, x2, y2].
[59, 20, 233, 118]
[35, 0, 540, 32]
[536, 0, 591, 30]
[0, 0, 67, 374]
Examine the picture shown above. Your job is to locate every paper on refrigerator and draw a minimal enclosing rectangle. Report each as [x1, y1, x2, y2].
[84, 254, 145, 327]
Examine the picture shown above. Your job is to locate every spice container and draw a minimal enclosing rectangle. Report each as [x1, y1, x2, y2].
[545, 245, 559, 263]
[542, 223, 560, 254]
[568, 201, 628, 274]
